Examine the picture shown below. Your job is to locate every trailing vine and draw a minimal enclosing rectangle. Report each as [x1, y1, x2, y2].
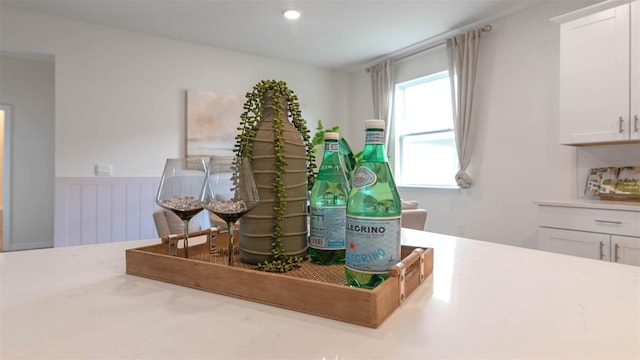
[234, 80, 316, 272]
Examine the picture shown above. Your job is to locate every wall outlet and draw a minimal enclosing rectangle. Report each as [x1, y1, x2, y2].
[457, 225, 465, 235]
[95, 164, 113, 176]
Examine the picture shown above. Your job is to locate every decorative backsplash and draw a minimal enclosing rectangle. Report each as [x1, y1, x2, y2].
[585, 166, 639, 198]
[577, 144, 640, 201]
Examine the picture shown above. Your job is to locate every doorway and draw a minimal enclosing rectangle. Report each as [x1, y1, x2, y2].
[0, 52, 54, 251]
[0, 104, 11, 252]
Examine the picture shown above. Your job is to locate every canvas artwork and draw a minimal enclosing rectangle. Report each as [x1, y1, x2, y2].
[584, 166, 640, 198]
[584, 169, 600, 196]
[584, 167, 619, 196]
[615, 166, 640, 195]
[186, 90, 244, 158]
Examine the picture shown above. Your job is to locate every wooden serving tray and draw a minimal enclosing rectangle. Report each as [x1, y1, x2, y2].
[598, 193, 640, 202]
[126, 228, 434, 328]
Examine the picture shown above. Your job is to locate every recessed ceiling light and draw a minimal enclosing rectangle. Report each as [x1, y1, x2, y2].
[283, 9, 301, 20]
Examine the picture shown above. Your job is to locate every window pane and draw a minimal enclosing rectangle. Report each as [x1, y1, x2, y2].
[399, 131, 458, 187]
[400, 73, 453, 134]
[393, 71, 458, 188]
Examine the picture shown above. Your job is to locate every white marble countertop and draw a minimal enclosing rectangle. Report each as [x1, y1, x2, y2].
[1, 230, 639, 359]
[537, 199, 640, 211]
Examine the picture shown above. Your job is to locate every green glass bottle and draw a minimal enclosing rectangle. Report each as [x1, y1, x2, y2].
[309, 132, 350, 265]
[345, 120, 401, 289]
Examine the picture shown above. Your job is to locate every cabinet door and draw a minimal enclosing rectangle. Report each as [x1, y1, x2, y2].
[539, 227, 610, 261]
[559, 5, 630, 144]
[611, 235, 640, 266]
[631, 1, 640, 140]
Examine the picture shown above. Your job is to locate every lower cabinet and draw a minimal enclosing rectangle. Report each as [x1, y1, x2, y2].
[611, 235, 640, 265]
[537, 202, 640, 266]
[539, 227, 640, 266]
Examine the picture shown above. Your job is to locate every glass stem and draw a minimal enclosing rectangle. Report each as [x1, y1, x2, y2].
[182, 219, 190, 259]
[227, 221, 234, 266]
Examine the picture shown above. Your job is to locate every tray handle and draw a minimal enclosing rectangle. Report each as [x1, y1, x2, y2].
[162, 228, 220, 256]
[389, 248, 426, 303]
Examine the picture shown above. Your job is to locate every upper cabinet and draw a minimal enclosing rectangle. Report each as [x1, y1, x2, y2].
[554, 1, 639, 145]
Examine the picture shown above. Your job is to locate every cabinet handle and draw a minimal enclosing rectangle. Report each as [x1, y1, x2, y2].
[599, 241, 604, 260]
[594, 219, 623, 225]
[614, 243, 620, 262]
[635, 115, 639, 132]
[619, 116, 625, 133]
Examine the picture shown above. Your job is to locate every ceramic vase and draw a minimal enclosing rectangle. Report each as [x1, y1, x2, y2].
[239, 91, 308, 264]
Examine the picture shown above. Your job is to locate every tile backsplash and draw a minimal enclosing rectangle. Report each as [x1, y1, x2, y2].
[577, 143, 640, 199]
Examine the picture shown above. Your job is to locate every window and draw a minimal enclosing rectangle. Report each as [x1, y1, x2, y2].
[393, 71, 458, 188]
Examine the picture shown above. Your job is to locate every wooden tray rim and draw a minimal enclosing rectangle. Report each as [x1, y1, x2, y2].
[125, 239, 434, 328]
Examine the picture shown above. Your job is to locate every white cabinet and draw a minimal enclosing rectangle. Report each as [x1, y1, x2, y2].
[612, 234, 640, 265]
[540, 228, 611, 261]
[540, 228, 640, 266]
[538, 202, 640, 266]
[555, 1, 640, 145]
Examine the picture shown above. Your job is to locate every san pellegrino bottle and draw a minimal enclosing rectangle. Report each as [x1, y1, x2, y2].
[345, 120, 401, 289]
[309, 132, 350, 265]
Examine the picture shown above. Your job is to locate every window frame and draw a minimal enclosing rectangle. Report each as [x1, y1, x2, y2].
[393, 70, 459, 189]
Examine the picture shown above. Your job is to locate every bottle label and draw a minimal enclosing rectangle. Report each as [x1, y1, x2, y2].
[345, 215, 401, 273]
[365, 130, 385, 144]
[310, 206, 346, 249]
[352, 167, 376, 188]
[324, 142, 339, 152]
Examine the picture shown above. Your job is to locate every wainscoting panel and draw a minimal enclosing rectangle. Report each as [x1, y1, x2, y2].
[55, 177, 161, 247]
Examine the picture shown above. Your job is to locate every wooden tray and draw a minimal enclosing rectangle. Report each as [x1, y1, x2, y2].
[126, 228, 434, 328]
[598, 193, 640, 202]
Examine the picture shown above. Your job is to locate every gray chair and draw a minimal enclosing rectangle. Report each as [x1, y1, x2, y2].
[401, 209, 428, 230]
[153, 209, 202, 237]
[400, 200, 427, 230]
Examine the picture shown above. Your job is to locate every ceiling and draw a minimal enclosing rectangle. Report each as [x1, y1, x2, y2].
[2, 0, 550, 70]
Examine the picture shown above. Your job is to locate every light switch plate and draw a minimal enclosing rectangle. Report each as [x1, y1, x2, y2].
[95, 164, 113, 176]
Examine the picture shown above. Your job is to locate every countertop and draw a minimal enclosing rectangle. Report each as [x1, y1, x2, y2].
[1, 230, 639, 359]
[537, 199, 640, 211]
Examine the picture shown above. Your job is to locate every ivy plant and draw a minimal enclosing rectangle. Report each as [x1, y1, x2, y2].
[234, 80, 315, 272]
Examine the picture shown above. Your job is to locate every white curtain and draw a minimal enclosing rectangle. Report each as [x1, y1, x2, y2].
[369, 59, 395, 158]
[447, 28, 483, 189]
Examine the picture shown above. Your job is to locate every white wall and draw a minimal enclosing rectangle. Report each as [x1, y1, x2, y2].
[0, 6, 348, 247]
[0, 54, 55, 250]
[346, 1, 603, 248]
[4, 2, 631, 250]
[0, 6, 348, 177]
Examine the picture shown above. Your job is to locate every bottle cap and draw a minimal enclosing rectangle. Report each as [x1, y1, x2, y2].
[365, 119, 385, 129]
[324, 132, 339, 140]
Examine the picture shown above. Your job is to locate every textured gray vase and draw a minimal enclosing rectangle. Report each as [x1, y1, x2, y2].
[239, 91, 308, 264]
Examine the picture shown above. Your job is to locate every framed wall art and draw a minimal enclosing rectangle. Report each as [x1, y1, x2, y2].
[585, 166, 640, 201]
[186, 90, 244, 158]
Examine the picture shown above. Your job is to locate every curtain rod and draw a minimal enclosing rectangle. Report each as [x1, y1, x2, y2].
[365, 24, 492, 73]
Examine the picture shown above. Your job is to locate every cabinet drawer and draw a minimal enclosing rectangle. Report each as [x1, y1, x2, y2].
[538, 206, 640, 237]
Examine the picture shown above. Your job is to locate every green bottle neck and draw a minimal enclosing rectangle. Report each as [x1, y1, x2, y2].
[321, 139, 341, 165]
[317, 139, 349, 184]
[362, 129, 388, 163]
